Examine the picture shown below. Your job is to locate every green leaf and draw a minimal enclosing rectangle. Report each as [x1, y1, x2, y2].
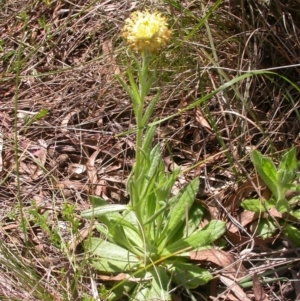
[127, 70, 141, 104]
[86, 238, 140, 272]
[170, 261, 212, 289]
[250, 150, 280, 199]
[277, 148, 297, 186]
[81, 204, 129, 218]
[143, 73, 155, 97]
[88, 195, 107, 207]
[27, 108, 48, 125]
[283, 224, 300, 247]
[162, 220, 225, 256]
[115, 75, 134, 102]
[142, 93, 160, 124]
[95, 221, 141, 257]
[141, 125, 156, 156]
[276, 198, 290, 213]
[160, 168, 181, 197]
[140, 145, 163, 225]
[93, 211, 145, 257]
[172, 203, 205, 240]
[131, 267, 171, 301]
[108, 212, 144, 247]
[290, 209, 300, 220]
[151, 266, 171, 300]
[141, 145, 162, 198]
[161, 178, 199, 246]
[241, 199, 276, 213]
[256, 218, 277, 239]
[105, 282, 135, 301]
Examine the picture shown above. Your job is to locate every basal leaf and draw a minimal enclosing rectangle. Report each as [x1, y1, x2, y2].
[250, 150, 280, 199]
[157, 168, 181, 202]
[160, 178, 199, 246]
[241, 198, 276, 213]
[108, 212, 144, 250]
[105, 282, 135, 301]
[86, 238, 140, 272]
[171, 261, 212, 289]
[162, 220, 225, 256]
[278, 148, 297, 185]
[88, 195, 107, 207]
[283, 224, 300, 247]
[276, 198, 290, 213]
[256, 218, 277, 239]
[131, 267, 171, 301]
[95, 222, 141, 257]
[172, 203, 205, 241]
[290, 209, 300, 220]
[81, 204, 129, 218]
[151, 266, 171, 300]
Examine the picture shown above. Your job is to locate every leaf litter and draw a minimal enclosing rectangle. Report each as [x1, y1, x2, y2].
[1, 0, 300, 300]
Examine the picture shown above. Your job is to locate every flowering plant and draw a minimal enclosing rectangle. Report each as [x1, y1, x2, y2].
[81, 10, 225, 300]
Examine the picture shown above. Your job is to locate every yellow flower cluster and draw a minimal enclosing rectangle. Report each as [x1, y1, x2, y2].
[122, 10, 171, 54]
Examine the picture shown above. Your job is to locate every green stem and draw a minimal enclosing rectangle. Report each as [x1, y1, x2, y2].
[132, 51, 149, 223]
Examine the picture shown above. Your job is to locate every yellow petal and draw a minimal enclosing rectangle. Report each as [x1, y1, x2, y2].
[122, 10, 171, 54]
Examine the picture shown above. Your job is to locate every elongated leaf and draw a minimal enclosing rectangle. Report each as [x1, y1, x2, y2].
[250, 150, 280, 199]
[151, 266, 171, 300]
[81, 204, 129, 218]
[141, 144, 162, 198]
[172, 203, 205, 240]
[256, 218, 277, 239]
[162, 220, 225, 256]
[95, 221, 140, 256]
[26, 108, 48, 125]
[276, 198, 290, 213]
[161, 178, 199, 244]
[127, 70, 141, 104]
[157, 168, 181, 202]
[93, 211, 145, 256]
[141, 125, 156, 156]
[107, 212, 144, 250]
[142, 93, 160, 124]
[241, 198, 276, 213]
[106, 282, 135, 301]
[88, 195, 107, 206]
[277, 148, 297, 186]
[290, 209, 300, 220]
[171, 261, 212, 289]
[86, 238, 140, 272]
[283, 224, 300, 247]
[131, 267, 171, 301]
[116, 75, 134, 102]
[142, 149, 162, 194]
[143, 73, 155, 97]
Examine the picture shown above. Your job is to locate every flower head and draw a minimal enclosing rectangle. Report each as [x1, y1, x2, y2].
[122, 10, 171, 54]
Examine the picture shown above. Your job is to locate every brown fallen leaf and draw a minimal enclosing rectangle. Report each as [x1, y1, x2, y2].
[86, 150, 101, 194]
[189, 249, 248, 279]
[225, 230, 277, 246]
[224, 175, 271, 212]
[253, 272, 270, 301]
[68, 225, 94, 252]
[97, 273, 151, 282]
[194, 107, 213, 132]
[227, 208, 283, 234]
[220, 275, 251, 301]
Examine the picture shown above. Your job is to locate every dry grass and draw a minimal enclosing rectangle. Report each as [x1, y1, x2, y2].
[1, 0, 300, 300]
